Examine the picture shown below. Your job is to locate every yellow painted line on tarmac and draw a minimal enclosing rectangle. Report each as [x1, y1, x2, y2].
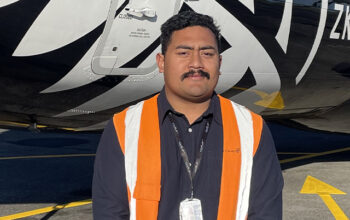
[277, 152, 313, 155]
[280, 147, 350, 164]
[319, 195, 349, 220]
[300, 176, 349, 220]
[0, 120, 78, 131]
[0, 154, 95, 160]
[231, 86, 285, 109]
[0, 199, 92, 220]
[0, 120, 47, 128]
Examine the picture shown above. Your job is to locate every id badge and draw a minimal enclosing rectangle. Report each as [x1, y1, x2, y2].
[179, 198, 203, 220]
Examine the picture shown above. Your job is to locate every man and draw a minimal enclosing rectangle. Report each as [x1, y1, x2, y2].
[92, 11, 283, 220]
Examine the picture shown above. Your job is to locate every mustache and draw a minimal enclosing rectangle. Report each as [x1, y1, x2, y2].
[181, 70, 210, 81]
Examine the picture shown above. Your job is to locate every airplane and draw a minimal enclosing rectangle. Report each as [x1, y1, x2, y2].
[0, 0, 349, 133]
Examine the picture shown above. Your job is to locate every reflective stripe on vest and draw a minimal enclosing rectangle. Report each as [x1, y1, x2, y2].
[113, 94, 263, 220]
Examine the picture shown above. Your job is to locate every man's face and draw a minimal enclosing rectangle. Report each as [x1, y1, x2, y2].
[157, 26, 221, 103]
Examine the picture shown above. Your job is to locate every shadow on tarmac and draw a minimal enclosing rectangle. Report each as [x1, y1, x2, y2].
[267, 121, 350, 170]
[0, 128, 100, 204]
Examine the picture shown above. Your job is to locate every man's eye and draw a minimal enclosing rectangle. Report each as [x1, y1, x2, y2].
[203, 52, 214, 56]
[177, 51, 188, 55]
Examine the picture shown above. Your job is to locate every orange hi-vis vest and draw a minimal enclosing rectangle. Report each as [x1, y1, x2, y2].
[113, 94, 263, 220]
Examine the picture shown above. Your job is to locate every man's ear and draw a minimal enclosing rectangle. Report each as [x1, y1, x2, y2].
[156, 53, 165, 73]
[219, 55, 222, 75]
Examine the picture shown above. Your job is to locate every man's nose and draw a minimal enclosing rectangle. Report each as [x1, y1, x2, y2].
[189, 51, 204, 69]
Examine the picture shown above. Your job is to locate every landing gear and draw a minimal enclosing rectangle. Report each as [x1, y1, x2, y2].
[28, 116, 40, 133]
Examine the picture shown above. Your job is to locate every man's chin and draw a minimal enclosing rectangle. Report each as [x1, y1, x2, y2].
[183, 91, 213, 103]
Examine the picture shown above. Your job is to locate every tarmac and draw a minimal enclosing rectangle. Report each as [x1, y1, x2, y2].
[0, 121, 350, 220]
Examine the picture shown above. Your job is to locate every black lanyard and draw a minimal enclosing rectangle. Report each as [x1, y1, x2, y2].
[168, 112, 212, 199]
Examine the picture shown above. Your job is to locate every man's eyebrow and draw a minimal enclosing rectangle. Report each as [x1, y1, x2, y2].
[175, 45, 217, 50]
[199, 46, 216, 50]
[175, 45, 193, 50]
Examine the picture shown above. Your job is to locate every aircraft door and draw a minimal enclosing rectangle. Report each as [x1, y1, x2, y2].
[92, 0, 183, 75]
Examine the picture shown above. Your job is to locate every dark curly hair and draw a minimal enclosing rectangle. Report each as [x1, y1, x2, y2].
[160, 11, 221, 55]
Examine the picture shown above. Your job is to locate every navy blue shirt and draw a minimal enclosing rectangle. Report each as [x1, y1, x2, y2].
[92, 90, 283, 219]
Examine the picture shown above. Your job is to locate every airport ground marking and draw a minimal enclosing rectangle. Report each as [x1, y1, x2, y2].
[300, 175, 349, 220]
[0, 120, 78, 131]
[231, 86, 285, 109]
[277, 152, 312, 155]
[279, 147, 350, 164]
[0, 199, 92, 220]
[0, 153, 96, 160]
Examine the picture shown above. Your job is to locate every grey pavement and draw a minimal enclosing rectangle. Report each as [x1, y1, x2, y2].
[0, 122, 350, 219]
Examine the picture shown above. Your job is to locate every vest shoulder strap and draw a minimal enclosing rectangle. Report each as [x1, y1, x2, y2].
[113, 95, 161, 220]
[217, 95, 263, 220]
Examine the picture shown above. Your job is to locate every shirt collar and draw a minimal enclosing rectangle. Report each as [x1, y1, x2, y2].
[157, 87, 222, 125]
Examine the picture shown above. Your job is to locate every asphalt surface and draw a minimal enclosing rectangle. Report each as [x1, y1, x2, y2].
[0, 121, 350, 219]
[268, 122, 350, 219]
